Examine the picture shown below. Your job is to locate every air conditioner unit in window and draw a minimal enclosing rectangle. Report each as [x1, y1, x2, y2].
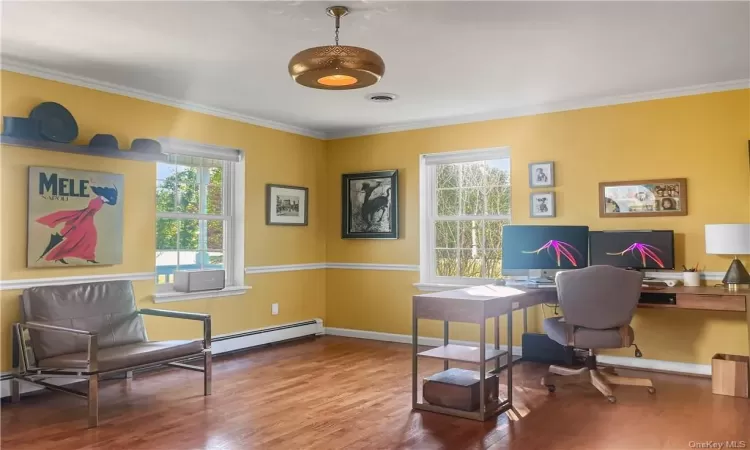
[174, 269, 225, 293]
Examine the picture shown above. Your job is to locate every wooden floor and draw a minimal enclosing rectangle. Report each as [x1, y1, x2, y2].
[2, 336, 748, 450]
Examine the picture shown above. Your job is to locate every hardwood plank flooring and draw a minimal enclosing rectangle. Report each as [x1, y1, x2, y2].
[1, 336, 748, 449]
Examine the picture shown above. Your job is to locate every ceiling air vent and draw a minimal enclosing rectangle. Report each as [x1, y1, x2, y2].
[366, 93, 398, 103]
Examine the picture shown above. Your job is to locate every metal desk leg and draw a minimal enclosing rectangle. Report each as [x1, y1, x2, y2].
[479, 319, 486, 420]
[494, 316, 500, 371]
[443, 320, 449, 371]
[507, 311, 513, 407]
[523, 307, 528, 334]
[412, 302, 418, 409]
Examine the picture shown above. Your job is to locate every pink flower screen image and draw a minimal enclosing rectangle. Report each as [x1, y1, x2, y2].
[606, 243, 665, 268]
[522, 240, 583, 267]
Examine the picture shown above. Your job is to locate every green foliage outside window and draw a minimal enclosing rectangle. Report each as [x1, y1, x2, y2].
[434, 161, 510, 279]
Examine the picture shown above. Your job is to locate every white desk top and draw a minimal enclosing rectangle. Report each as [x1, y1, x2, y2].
[414, 284, 529, 302]
[413, 284, 557, 323]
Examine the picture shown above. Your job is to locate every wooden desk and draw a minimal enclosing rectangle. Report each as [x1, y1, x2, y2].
[412, 284, 749, 421]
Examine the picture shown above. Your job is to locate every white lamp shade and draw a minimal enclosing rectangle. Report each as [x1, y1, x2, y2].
[705, 224, 750, 255]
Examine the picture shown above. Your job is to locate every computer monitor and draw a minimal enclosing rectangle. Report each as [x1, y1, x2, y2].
[501, 225, 590, 273]
[589, 230, 675, 270]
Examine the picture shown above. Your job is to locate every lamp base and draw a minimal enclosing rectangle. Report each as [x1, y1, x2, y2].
[722, 258, 750, 291]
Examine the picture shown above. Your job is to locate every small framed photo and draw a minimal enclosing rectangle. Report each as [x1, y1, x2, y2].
[529, 161, 554, 188]
[530, 192, 556, 218]
[342, 170, 398, 239]
[266, 184, 308, 226]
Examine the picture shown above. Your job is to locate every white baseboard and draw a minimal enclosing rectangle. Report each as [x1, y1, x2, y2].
[596, 355, 711, 376]
[323, 327, 711, 376]
[324, 327, 523, 355]
[211, 319, 323, 355]
[1, 318, 324, 398]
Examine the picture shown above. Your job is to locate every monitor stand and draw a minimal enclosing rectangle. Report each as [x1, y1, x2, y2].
[526, 270, 555, 285]
[527, 277, 555, 285]
[624, 267, 656, 282]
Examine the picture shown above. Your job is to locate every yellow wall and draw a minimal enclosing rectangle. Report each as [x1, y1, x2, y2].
[325, 89, 750, 364]
[1, 69, 748, 371]
[0, 71, 327, 370]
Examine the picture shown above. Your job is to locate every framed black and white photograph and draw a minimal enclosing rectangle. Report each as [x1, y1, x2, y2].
[266, 184, 308, 226]
[530, 192, 556, 218]
[529, 161, 555, 188]
[342, 170, 398, 239]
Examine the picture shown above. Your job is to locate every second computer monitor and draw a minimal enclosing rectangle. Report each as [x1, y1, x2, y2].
[501, 225, 590, 272]
[589, 230, 675, 270]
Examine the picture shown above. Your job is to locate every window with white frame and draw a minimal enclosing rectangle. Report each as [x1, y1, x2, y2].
[155, 139, 244, 292]
[420, 148, 511, 286]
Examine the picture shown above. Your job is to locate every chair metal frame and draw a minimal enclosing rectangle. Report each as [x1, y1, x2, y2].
[11, 308, 212, 428]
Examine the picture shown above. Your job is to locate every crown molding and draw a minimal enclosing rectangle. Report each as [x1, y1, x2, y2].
[0, 57, 327, 140]
[4, 57, 746, 141]
[325, 79, 750, 139]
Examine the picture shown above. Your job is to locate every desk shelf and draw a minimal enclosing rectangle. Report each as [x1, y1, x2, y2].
[418, 344, 508, 364]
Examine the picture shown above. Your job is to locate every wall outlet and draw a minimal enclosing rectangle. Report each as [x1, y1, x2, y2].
[271, 303, 279, 315]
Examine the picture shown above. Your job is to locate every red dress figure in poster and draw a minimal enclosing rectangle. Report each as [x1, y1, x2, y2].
[36, 186, 118, 264]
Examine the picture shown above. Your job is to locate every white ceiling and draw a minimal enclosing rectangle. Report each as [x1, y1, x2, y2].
[1, 1, 748, 139]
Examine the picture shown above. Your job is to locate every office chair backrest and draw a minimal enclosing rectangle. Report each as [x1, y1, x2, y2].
[555, 265, 643, 330]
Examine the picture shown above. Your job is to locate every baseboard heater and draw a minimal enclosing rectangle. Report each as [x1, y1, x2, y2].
[0, 318, 323, 398]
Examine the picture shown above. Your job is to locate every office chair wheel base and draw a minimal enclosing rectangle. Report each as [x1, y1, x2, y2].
[647, 387, 656, 394]
[607, 396, 617, 404]
[545, 385, 556, 393]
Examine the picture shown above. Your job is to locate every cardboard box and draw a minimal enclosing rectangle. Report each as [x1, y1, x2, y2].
[712, 354, 749, 398]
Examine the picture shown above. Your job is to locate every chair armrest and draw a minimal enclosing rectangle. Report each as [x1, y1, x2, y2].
[18, 322, 99, 372]
[22, 321, 96, 336]
[139, 309, 210, 321]
[139, 309, 212, 350]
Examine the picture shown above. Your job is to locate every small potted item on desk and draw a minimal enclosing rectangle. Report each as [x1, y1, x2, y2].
[682, 264, 702, 287]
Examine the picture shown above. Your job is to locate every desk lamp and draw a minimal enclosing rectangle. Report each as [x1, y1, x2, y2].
[705, 224, 750, 291]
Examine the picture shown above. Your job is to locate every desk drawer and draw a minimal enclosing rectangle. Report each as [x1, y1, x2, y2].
[676, 294, 746, 312]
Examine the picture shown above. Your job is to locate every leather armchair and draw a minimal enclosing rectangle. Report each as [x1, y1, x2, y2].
[11, 280, 211, 427]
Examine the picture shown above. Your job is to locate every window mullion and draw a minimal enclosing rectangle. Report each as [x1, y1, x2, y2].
[456, 164, 463, 275]
[224, 160, 234, 285]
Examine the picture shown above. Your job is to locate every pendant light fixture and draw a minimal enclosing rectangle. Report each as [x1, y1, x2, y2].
[288, 6, 385, 90]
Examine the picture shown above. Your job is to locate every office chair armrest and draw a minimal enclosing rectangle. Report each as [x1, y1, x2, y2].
[139, 309, 212, 349]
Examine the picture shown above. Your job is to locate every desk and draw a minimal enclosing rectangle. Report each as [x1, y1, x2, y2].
[412, 284, 748, 421]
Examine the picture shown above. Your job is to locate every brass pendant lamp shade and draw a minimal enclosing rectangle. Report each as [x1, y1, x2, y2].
[288, 6, 385, 90]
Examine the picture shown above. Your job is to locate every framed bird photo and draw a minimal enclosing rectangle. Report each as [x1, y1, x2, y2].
[27, 167, 124, 268]
[341, 170, 398, 239]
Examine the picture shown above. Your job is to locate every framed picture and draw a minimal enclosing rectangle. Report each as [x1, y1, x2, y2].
[28, 166, 124, 267]
[529, 161, 554, 188]
[342, 170, 398, 239]
[266, 184, 308, 226]
[530, 192, 556, 218]
[599, 178, 687, 218]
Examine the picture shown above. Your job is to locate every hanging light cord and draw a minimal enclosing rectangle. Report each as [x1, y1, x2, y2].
[334, 14, 341, 46]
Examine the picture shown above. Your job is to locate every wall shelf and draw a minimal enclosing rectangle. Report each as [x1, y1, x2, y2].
[0, 136, 167, 162]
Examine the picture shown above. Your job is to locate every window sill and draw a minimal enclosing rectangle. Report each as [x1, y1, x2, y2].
[152, 285, 251, 303]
